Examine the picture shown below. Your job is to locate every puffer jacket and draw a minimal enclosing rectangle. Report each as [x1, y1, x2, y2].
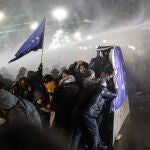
[84, 88, 117, 118]
[0, 89, 42, 127]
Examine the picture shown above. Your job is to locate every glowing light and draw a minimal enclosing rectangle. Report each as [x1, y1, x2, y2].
[74, 32, 81, 40]
[102, 39, 107, 43]
[64, 35, 70, 43]
[122, 84, 125, 90]
[49, 43, 61, 50]
[128, 45, 136, 50]
[49, 29, 71, 50]
[87, 35, 93, 40]
[0, 12, 4, 21]
[56, 29, 63, 35]
[52, 8, 67, 21]
[83, 46, 87, 50]
[30, 22, 38, 30]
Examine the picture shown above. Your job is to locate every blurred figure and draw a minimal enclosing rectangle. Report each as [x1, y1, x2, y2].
[68, 60, 95, 88]
[16, 67, 27, 81]
[27, 63, 43, 89]
[90, 47, 113, 78]
[53, 69, 79, 133]
[51, 68, 60, 79]
[90, 51, 104, 78]
[18, 77, 34, 103]
[9, 81, 19, 95]
[33, 90, 52, 129]
[0, 81, 42, 128]
[58, 70, 76, 86]
[0, 74, 12, 91]
[96, 66, 116, 148]
[72, 83, 117, 150]
[42, 74, 57, 128]
[0, 67, 14, 81]
[0, 124, 71, 150]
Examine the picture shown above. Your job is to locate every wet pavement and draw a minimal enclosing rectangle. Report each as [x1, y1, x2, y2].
[114, 93, 150, 150]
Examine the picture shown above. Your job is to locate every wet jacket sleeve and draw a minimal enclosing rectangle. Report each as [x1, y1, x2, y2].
[101, 88, 117, 99]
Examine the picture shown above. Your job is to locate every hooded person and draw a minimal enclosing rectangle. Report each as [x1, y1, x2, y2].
[0, 81, 42, 128]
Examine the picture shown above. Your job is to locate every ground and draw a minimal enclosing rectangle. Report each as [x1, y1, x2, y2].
[114, 92, 150, 150]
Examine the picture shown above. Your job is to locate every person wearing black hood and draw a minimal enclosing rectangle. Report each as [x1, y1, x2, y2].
[27, 63, 43, 89]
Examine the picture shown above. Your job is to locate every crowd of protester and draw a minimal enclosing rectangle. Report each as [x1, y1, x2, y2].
[0, 48, 117, 150]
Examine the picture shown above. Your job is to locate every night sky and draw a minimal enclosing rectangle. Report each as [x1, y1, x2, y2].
[0, 0, 150, 80]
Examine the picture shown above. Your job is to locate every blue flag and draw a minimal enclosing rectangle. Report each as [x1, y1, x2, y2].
[9, 18, 46, 63]
[112, 46, 128, 111]
[96, 46, 128, 111]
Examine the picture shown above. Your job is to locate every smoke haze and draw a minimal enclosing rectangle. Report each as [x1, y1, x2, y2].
[0, 0, 150, 91]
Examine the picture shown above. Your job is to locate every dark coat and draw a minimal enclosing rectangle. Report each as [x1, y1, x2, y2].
[84, 88, 117, 118]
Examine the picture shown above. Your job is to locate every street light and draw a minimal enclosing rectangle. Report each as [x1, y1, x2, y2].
[52, 8, 67, 21]
[0, 12, 4, 21]
[30, 22, 38, 30]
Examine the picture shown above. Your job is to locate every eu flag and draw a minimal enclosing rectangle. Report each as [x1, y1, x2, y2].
[112, 46, 128, 111]
[96, 45, 128, 111]
[9, 18, 46, 63]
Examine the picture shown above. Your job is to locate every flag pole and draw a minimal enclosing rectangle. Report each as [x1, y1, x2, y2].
[41, 46, 44, 64]
[40, 17, 47, 64]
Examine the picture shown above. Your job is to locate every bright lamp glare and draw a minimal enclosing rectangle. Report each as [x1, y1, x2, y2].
[74, 32, 81, 40]
[30, 22, 38, 30]
[102, 39, 107, 43]
[0, 12, 4, 21]
[52, 8, 67, 21]
[87, 35, 93, 40]
[128, 45, 136, 50]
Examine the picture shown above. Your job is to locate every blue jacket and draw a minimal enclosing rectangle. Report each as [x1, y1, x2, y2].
[84, 88, 117, 118]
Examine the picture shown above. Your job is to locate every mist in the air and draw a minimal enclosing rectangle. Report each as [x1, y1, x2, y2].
[0, 0, 150, 91]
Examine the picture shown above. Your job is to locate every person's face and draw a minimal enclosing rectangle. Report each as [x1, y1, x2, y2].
[36, 95, 44, 101]
[61, 72, 68, 79]
[35, 95, 44, 104]
[11, 86, 18, 93]
[79, 65, 87, 75]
